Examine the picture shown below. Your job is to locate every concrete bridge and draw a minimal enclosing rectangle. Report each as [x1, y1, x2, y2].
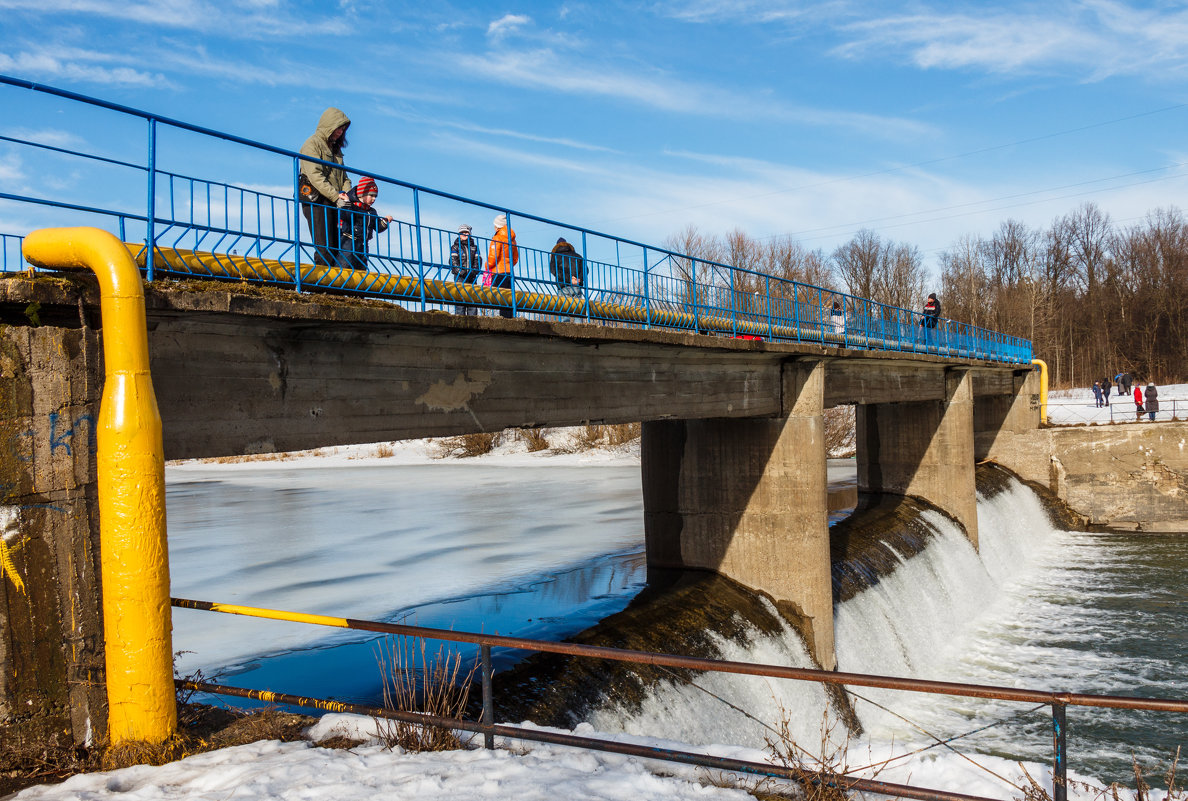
[1, 266, 1042, 744]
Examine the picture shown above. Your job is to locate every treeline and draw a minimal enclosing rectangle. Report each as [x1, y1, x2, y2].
[666, 201, 1188, 386]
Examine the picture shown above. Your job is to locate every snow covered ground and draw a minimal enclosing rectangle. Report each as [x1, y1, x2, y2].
[1046, 382, 1187, 426]
[15, 713, 1093, 801]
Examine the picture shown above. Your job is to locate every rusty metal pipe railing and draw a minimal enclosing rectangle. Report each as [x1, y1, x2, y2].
[171, 597, 1188, 713]
[176, 679, 999, 801]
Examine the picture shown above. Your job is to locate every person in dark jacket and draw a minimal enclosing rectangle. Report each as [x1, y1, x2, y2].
[1101, 375, 1112, 406]
[450, 224, 483, 316]
[1092, 381, 1103, 408]
[920, 292, 940, 345]
[549, 237, 585, 321]
[336, 176, 391, 271]
[1145, 383, 1159, 421]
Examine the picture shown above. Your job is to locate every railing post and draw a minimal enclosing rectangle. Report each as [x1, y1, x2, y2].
[507, 211, 517, 318]
[145, 117, 157, 282]
[292, 158, 303, 293]
[764, 275, 772, 339]
[481, 644, 494, 750]
[1052, 702, 1068, 801]
[413, 188, 426, 312]
[643, 245, 651, 329]
[582, 231, 591, 321]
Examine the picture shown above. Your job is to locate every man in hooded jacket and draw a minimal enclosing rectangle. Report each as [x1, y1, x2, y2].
[299, 107, 352, 266]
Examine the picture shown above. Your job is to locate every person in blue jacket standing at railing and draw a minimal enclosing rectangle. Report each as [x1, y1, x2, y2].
[450, 224, 483, 316]
[549, 237, 584, 321]
[337, 177, 392, 271]
[299, 107, 352, 267]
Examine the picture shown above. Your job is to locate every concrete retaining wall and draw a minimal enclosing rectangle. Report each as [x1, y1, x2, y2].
[986, 422, 1188, 531]
[0, 322, 106, 745]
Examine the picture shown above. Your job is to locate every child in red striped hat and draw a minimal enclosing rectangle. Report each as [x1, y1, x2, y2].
[337, 176, 393, 271]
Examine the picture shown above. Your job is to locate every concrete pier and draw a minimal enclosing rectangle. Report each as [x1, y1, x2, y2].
[856, 368, 979, 547]
[641, 361, 835, 669]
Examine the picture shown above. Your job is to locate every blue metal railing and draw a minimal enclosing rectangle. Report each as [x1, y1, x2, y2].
[0, 74, 1032, 364]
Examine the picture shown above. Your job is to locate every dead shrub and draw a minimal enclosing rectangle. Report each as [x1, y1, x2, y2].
[373, 443, 395, 458]
[432, 431, 503, 458]
[575, 424, 607, 450]
[374, 636, 477, 752]
[518, 427, 550, 452]
[605, 422, 641, 446]
[1015, 748, 1183, 801]
[764, 708, 887, 801]
[824, 405, 855, 458]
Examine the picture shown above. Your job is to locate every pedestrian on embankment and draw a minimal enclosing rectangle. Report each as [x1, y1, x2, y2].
[299, 107, 352, 267]
[1134, 383, 1145, 421]
[1145, 383, 1159, 421]
[1093, 381, 1103, 408]
[1101, 375, 1112, 406]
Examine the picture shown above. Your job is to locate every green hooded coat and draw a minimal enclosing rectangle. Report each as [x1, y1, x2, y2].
[299, 107, 352, 201]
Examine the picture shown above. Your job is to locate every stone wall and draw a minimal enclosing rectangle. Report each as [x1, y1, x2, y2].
[0, 322, 106, 745]
[986, 422, 1188, 531]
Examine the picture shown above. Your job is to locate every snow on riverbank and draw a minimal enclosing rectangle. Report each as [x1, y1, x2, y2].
[1047, 382, 1188, 426]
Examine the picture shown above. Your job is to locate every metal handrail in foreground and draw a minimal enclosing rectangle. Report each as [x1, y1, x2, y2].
[0, 74, 1032, 365]
[172, 597, 1188, 801]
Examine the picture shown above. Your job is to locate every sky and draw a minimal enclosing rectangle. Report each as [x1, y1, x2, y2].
[2, 0, 1188, 277]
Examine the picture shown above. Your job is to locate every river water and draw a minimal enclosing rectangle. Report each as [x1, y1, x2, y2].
[166, 453, 1187, 797]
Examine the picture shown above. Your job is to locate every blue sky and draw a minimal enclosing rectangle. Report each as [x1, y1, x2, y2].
[2, 0, 1187, 275]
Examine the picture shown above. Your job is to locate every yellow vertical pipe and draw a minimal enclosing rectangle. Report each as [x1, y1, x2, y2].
[22, 227, 176, 744]
[1031, 358, 1049, 425]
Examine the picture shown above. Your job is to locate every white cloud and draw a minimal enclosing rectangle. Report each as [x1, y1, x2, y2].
[487, 13, 530, 39]
[0, 0, 349, 39]
[0, 127, 86, 149]
[0, 49, 168, 87]
[0, 153, 26, 184]
[451, 48, 933, 139]
[382, 109, 619, 153]
[834, 1, 1188, 80]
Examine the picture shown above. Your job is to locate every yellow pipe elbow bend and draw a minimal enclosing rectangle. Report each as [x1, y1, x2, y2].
[23, 227, 176, 745]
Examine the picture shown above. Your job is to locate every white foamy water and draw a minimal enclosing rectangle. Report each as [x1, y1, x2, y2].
[586, 476, 1187, 797]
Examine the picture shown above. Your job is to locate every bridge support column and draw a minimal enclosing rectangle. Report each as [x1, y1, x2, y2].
[857, 367, 978, 547]
[641, 360, 834, 670]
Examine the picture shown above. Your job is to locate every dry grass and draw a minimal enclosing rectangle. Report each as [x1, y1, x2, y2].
[518, 427, 551, 452]
[373, 636, 477, 752]
[555, 422, 641, 453]
[1016, 749, 1183, 801]
[432, 431, 503, 458]
[763, 708, 887, 801]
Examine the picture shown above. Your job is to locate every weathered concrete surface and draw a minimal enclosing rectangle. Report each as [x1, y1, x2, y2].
[987, 422, 1188, 531]
[641, 360, 836, 670]
[974, 369, 1042, 461]
[0, 323, 106, 746]
[856, 368, 979, 547]
[3, 275, 1026, 459]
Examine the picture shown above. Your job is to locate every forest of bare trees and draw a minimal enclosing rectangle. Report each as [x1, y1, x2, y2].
[666, 201, 1187, 387]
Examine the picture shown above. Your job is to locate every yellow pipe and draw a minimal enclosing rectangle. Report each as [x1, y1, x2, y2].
[22, 227, 175, 745]
[1031, 358, 1049, 424]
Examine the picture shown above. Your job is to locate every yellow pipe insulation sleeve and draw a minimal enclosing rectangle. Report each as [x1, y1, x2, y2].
[22, 227, 176, 744]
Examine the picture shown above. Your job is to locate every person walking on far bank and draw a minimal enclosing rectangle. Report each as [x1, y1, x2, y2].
[450, 224, 482, 316]
[1134, 383, 1145, 421]
[299, 107, 352, 267]
[1093, 381, 1103, 408]
[1101, 375, 1112, 406]
[1145, 383, 1159, 421]
[487, 214, 518, 319]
